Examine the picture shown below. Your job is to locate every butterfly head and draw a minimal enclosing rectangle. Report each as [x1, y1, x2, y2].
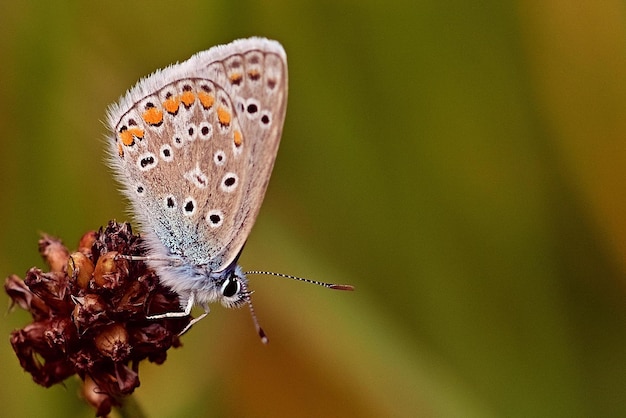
[217, 265, 251, 309]
[216, 264, 268, 343]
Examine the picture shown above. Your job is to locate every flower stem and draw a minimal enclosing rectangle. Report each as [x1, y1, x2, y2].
[117, 394, 147, 418]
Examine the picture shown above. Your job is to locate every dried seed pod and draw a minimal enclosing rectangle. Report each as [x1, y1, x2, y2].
[95, 323, 130, 361]
[67, 252, 95, 290]
[77, 230, 97, 256]
[93, 251, 129, 289]
[4, 274, 50, 320]
[72, 294, 107, 332]
[39, 234, 70, 273]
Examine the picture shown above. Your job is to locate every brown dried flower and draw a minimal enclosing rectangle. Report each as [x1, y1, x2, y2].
[5, 221, 191, 416]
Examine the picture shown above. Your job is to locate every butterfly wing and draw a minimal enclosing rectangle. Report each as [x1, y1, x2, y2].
[106, 38, 287, 273]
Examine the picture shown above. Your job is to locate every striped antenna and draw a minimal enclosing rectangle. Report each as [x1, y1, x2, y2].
[243, 271, 354, 344]
[245, 271, 355, 291]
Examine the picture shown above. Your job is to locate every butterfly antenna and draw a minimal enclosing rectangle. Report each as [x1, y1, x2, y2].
[243, 286, 269, 344]
[245, 271, 355, 291]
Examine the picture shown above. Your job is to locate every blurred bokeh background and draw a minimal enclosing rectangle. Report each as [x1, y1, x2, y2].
[2, 1, 626, 417]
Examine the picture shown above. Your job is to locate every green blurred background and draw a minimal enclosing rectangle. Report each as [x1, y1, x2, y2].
[2, 1, 626, 417]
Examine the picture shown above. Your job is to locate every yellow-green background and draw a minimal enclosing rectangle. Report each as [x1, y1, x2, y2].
[2, 1, 626, 417]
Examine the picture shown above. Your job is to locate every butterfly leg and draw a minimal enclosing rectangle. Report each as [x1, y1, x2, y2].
[147, 291, 197, 320]
[118, 254, 184, 267]
[178, 301, 210, 335]
[146, 292, 210, 335]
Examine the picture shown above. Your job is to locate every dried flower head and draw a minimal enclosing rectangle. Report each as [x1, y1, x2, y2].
[5, 221, 191, 416]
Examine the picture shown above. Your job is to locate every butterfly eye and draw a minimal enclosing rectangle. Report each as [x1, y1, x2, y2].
[221, 276, 241, 298]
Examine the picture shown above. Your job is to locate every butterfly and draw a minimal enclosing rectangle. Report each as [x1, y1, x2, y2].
[106, 38, 352, 341]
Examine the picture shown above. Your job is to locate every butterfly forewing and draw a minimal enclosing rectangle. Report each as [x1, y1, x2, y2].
[107, 38, 287, 272]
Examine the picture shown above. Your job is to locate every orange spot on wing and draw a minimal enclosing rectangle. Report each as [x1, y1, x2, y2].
[229, 73, 243, 85]
[217, 107, 231, 126]
[129, 127, 144, 139]
[142, 107, 163, 125]
[119, 127, 144, 146]
[198, 91, 215, 109]
[233, 130, 242, 147]
[117, 142, 124, 157]
[163, 97, 180, 114]
[180, 91, 195, 107]
[247, 69, 261, 80]
[120, 130, 133, 146]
